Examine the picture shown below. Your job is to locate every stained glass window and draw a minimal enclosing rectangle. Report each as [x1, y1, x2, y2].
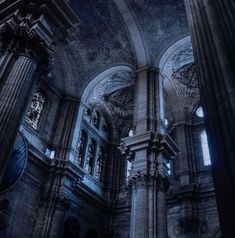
[77, 130, 88, 166]
[25, 92, 45, 129]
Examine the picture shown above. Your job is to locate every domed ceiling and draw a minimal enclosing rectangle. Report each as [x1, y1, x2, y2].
[50, 0, 189, 98]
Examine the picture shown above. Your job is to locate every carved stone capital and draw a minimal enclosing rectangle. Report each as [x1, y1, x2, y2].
[0, 23, 52, 75]
[118, 141, 134, 161]
[128, 171, 170, 193]
[0, 0, 79, 76]
[128, 172, 149, 190]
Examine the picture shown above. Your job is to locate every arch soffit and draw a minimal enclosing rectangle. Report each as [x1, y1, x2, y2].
[158, 36, 195, 122]
[81, 65, 134, 104]
[80, 65, 134, 142]
[113, 0, 150, 67]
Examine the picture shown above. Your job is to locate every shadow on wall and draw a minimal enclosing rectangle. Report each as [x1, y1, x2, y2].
[85, 229, 99, 238]
[63, 217, 80, 238]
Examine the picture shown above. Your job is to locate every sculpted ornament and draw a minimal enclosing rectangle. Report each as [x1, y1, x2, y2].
[0, 23, 52, 75]
[128, 172, 149, 190]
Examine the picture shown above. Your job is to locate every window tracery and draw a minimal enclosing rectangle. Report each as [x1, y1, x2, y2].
[25, 92, 45, 129]
[77, 108, 109, 183]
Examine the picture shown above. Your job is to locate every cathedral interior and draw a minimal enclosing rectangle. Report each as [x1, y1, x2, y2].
[0, 0, 234, 238]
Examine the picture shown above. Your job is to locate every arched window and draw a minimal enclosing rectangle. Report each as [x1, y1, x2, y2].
[25, 91, 45, 129]
[77, 130, 88, 166]
[78, 105, 109, 182]
[85, 139, 97, 174]
[200, 130, 211, 166]
[196, 106, 204, 118]
[63, 217, 80, 238]
[126, 160, 132, 181]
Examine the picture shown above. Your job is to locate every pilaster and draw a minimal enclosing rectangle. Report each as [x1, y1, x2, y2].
[121, 132, 178, 238]
[32, 159, 84, 238]
[120, 66, 178, 238]
[52, 97, 80, 161]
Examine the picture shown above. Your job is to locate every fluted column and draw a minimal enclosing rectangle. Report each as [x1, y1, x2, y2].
[156, 177, 169, 238]
[130, 174, 149, 238]
[0, 52, 14, 81]
[0, 30, 48, 182]
[184, 1, 235, 236]
[0, 56, 36, 177]
[121, 67, 178, 238]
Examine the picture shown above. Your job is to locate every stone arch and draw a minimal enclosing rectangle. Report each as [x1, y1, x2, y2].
[158, 36, 197, 122]
[113, 0, 150, 67]
[71, 65, 134, 153]
[81, 65, 134, 103]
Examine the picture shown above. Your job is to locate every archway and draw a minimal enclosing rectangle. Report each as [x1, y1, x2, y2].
[62, 217, 80, 238]
[85, 228, 99, 238]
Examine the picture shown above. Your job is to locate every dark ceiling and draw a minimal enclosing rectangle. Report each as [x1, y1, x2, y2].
[50, 0, 189, 98]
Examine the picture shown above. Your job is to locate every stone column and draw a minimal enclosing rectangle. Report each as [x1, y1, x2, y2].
[0, 52, 14, 81]
[130, 173, 149, 238]
[121, 67, 178, 238]
[184, 1, 235, 236]
[156, 177, 169, 238]
[0, 0, 80, 184]
[0, 25, 50, 183]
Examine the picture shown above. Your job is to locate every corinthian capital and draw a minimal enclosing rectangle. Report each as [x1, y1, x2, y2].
[0, 0, 80, 74]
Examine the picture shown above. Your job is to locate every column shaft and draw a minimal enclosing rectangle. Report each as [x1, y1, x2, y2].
[0, 53, 14, 82]
[0, 55, 36, 182]
[130, 182, 149, 238]
[184, 0, 235, 236]
[53, 99, 79, 160]
[157, 189, 167, 238]
[123, 67, 177, 238]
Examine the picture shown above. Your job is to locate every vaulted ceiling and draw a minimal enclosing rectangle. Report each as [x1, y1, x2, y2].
[50, 0, 189, 98]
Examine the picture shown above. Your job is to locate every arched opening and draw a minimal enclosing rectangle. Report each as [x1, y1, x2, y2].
[25, 91, 46, 130]
[85, 229, 99, 238]
[70, 66, 135, 189]
[200, 130, 211, 166]
[62, 217, 80, 238]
